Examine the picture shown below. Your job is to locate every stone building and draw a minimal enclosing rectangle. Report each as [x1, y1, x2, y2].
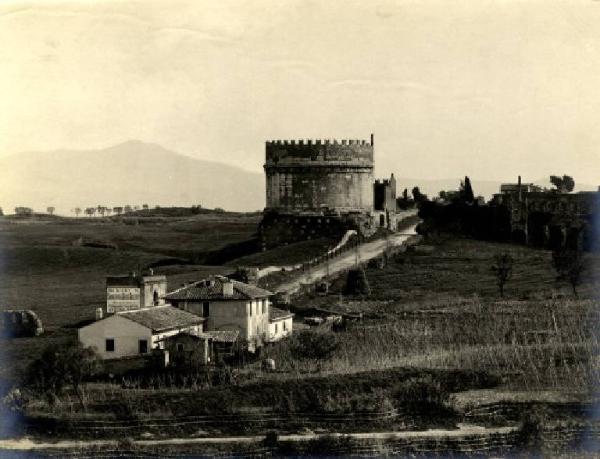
[164, 275, 275, 352]
[373, 173, 397, 229]
[260, 134, 403, 248]
[106, 271, 167, 314]
[492, 176, 600, 250]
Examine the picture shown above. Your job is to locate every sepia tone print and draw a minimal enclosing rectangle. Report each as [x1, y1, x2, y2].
[0, 1, 599, 457]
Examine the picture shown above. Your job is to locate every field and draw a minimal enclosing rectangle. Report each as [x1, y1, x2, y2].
[1, 216, 599, 453]
[0, 213, 260, 382]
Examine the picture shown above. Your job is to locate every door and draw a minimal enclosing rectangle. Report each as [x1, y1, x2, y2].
[138, 339, 148, 354]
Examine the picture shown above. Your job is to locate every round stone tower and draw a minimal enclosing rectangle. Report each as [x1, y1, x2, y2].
[264, 136, 374, 214]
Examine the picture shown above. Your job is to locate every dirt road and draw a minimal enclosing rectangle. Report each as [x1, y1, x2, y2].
[275, 222, 418, 295]
[0, 424, 518, 451]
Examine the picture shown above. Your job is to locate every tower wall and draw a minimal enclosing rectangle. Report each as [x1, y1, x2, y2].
[264, 139, 374, 213]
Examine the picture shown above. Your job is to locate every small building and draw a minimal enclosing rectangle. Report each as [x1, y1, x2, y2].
[160, 330, 240, 366]
[78, 305, 204, 360]
[164, 275, 273, 352]
[268, 307, 294, 342]
[106, 270, 167, 314]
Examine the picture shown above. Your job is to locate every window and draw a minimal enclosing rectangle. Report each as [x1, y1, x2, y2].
[262, 300, 266, 315]
[105, 338, 115, 352]
[139, 339, 148, 354]
[153, 290, 159, 306]
[249, 302, 252, 317]
[275, 324, 278, 333]
[202, 301, 210, 318]
[283, 321, 287, 331]
[176, 343, 184, 352]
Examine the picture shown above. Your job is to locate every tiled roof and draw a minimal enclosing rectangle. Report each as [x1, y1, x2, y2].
[203, 330, 240, 343]
[270, 307, 294, 322]
[119, 306, 204, 332]
[158, 330, 240, 344]
[165, 275, 272, 301]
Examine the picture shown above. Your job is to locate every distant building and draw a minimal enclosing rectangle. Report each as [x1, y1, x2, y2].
[164, 275, 274, 352]
[268, 307, 293, 342]
[492, 176, 600, 249]
[106, 270, 167, 314]
[78, 305, 204, 360]
[373, 173, 397, 229]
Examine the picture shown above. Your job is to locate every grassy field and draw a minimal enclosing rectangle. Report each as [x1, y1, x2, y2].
[270, 237, 600, 391]
[0, 213, 260, 382]
[2, 216, 599, 446]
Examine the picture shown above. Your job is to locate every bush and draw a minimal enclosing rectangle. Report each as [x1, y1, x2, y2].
[392, 375, 452, 415]
[290, 330, 339, 361]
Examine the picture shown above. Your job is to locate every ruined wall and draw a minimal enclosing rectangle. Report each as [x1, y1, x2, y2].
[265, 139, 374, 213]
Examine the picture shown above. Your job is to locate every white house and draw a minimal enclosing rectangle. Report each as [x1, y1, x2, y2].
[164, 275, 274, 352]
[78, 306, 204, 359]
[268, 307, 294, 342]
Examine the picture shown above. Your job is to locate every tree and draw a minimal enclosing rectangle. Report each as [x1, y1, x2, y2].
[412, 186, 428, 203]
[460, 176, 475, 203]
[550, 175, 575, 193]
[124, 205, 132, 214]
[113, 206, 123, 215]
[46, 207, 55, 216]
[26, 343, 100, 408]
[14, 207, 33, 216]
[402, 188, 408, 200]
[438, 190, 459, 202]
[84, 207, 96, 218]
[552, 248, 585, 296]
[142, 204, 149, 210]
[491, 253, 513, 297]
[97, 206, 106, 217]
[73, 207, 82, 218]
[0, 207, 3, 216]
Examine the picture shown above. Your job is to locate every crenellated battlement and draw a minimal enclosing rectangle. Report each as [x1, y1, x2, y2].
[265, 138, 372, 147]
[265, 134, 374, 166]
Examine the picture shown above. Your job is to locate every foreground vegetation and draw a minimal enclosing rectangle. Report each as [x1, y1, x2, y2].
[0, 216, 598, 455]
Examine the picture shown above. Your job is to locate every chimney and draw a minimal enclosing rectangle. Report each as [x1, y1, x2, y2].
[370, 133, 374, 146]
[518, 175, 522, 202]
[222, 280, 234, 297]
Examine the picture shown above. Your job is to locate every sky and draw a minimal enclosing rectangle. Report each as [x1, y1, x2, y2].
[1, 0, 600, 184]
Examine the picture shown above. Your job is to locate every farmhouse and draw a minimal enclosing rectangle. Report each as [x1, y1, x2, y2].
[164, 275, 276, 352]
[106, 270, 167, 314]
[268, 307, 293, 342]
[78, 305, 204, 359]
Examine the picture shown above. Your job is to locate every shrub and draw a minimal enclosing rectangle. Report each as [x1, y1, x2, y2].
[392, 375, 451, 415]
[290, 330, 339, 361]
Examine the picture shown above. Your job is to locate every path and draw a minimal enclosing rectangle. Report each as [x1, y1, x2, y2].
[0, 424, 518, 451]
[274, 222, 419, 295]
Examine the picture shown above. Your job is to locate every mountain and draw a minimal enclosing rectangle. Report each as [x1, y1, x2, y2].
[1, 141, 595, 215]
[0, 141, 265, 215]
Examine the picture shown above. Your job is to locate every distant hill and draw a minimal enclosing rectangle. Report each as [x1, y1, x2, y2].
[0, 140, 265, 215]
[1, 140, 595, 215]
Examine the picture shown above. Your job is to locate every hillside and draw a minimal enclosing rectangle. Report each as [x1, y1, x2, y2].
[0, 140, 264, 214]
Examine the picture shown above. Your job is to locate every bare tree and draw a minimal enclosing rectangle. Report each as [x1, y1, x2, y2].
[552, 248, 585, 296]
[74, 207, 82, 217]
[491, 253, 513, 297]
[46, 206, 55, 216]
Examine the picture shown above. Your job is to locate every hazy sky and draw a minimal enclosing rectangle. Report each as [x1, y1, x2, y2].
[1, 0, 600, 184]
